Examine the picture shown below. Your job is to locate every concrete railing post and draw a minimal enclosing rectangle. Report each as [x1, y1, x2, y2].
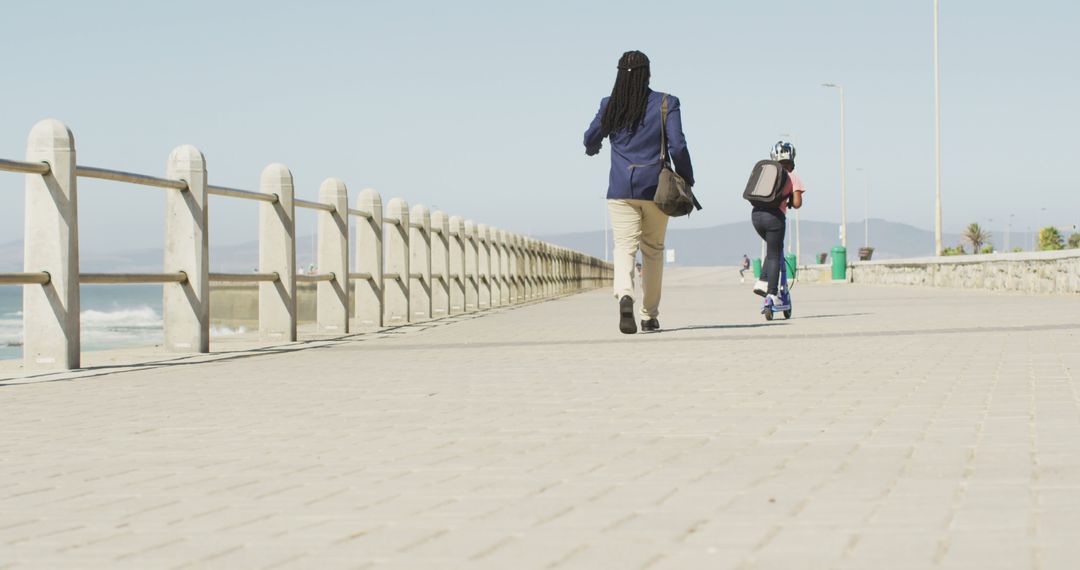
[23, 119, 79, 369]
[527, 239, 538, 300]
[548, 246, 557, 296]
[522, 237, 532, 301]
[477, 224, 492, 309]
[520, 238, 531, 301]
[448, 216, 466, 315]
[464, 220, 479, 312]
[409, 204, 432, 321]
[317, 178, 349, 334]
[498, 228, 511, 304]
[487, 227, 502, 308]
[163, 145, 210, 353]
[383, 198, 410, 324]
[354, 188, 383, 328]
[541, 244, 550, 298]
[259, 164, 297, 342]
[511, 235, 522, 303]
[430, 211, 450, 318]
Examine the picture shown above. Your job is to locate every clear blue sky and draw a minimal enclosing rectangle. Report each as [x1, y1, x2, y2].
[1, 0, 1077, 256]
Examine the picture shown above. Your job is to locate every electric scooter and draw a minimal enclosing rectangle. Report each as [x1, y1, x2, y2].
[762, 258, 793, 321]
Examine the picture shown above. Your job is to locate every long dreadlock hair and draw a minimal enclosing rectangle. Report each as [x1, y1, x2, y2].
[600, 51, 651, 137]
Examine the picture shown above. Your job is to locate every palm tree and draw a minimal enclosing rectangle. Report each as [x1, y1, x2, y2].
[1039, 226, 1065, 251]
[963, 223, 991, 254]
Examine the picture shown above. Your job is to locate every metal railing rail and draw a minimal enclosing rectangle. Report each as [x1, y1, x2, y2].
[208, 184, 278, 203]
[296, 273, 335, 283]
[347, 208, 372, 219]
[295, 198, 335, 212]
[0, 158, 50, 175]
[80, 272, 187, 285]
[0, 272, 51, 285]
[209, 272, 279, 283]
[76, 165, 188, 191]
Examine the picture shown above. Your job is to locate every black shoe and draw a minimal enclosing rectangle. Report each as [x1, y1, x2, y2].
[618, 296, 637, 334]
[641, 318, 660, 332]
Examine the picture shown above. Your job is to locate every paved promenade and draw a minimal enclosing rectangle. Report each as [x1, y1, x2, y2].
[2, 268, 1079, 569]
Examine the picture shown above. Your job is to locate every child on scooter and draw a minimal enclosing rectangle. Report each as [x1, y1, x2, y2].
[752, 141, 806, 307]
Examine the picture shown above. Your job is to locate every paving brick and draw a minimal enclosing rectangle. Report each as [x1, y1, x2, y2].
[0, 268, 1078, 568]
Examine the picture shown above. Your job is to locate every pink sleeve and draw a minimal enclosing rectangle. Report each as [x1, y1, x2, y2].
[791, 173, 806, 192]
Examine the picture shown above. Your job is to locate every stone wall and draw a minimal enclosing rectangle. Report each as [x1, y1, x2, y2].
[848, 250, 1080, 294]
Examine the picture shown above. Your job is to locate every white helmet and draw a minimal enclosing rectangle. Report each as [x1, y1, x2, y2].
[770, 141, 796, 162]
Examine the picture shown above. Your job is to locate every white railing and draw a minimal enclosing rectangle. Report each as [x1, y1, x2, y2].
[1, 119, 613, 370]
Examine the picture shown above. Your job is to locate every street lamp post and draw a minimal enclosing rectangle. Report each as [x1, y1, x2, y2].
[856, 167, 870, 248]
[1005, 213, 1014, 251]
[933, 0, 943, 255]
[821, 83, 847, 249]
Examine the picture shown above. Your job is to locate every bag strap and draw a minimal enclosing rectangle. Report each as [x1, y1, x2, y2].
[659, 94, 670, 167]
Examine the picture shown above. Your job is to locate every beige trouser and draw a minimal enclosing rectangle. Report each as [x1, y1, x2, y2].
[608, 199, 669, 318]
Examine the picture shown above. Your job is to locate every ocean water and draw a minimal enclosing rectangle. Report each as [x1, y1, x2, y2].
[0, 285, 248, 362]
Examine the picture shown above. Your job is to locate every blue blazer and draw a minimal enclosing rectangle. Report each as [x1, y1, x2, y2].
[584, 89, 695, 201]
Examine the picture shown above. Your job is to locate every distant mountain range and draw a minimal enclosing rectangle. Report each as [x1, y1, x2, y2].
[0, 219, 1041, 271]
[540, 218, 1034, 265]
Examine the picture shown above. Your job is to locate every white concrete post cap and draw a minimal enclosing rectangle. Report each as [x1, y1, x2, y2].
[319, 177, 348, 197]
[27, 119, 74, 152]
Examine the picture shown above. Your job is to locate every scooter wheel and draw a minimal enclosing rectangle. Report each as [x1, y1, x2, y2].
[764, 310, 774, 321]
[783, 309, 792, 319]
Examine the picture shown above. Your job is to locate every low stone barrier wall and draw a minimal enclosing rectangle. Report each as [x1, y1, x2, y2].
[210, 283, 317, 329]
[849, 250, 1080, 294]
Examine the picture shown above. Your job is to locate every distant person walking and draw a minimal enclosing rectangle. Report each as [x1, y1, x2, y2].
[752, 141, 806, 305]
[584, 50, 695, 334]
[739, 254, 751, 283]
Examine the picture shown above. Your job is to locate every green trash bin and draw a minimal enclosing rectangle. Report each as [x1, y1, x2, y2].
[784, 254, 797, 280]
[831, 246, 847, 280]
[752, 258, 762, 279]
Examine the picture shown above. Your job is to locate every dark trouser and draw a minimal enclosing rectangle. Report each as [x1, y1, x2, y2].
[751, 208, 786, 295]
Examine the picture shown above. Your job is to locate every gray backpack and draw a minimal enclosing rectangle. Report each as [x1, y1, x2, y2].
[742, 160, 789, 209]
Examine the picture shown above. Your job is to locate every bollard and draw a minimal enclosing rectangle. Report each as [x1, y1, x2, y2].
[317, 178, 349, 334]
[464, 220, 479, 312]
[448, 216, 466, 315]
[354, 188, 383, 328]
[430, 211, 450, 317]
[409, 204, 432, 321]
[259, 164, 297, 342]
[164, 145, 210, 353]
[476, 223, 491, 309]
[23, 119, 80, 369]
[383, 198, 410, 324]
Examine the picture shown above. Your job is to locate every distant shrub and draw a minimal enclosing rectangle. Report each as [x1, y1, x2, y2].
[1069, 233, 1080, 249]
[942, 245, 966, 256]
[1012, 247, 1024, 253]
[1039, 226, 1065, 251]
[979, 245, 994, 254]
